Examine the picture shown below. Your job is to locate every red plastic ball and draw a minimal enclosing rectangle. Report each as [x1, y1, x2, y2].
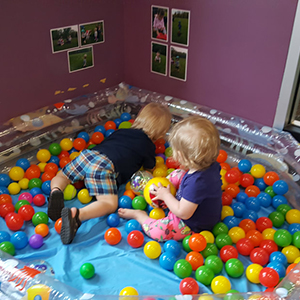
[155, 144, 165, 155]
[239, 219, 256, 233]
[73, 138, 87, 151]
[127, 230, 144, 248]
[220, 245, 238, 262]
[25, 165, 41, 180]
[91, 132, 104, 144]
[217, 150, 228, 163]
[259, 267, 280, 288]
[58, 150, 70, 160]
[104, 121, 117, 131]
[73, 180, 85, 190]
[225, 184, 240, 198]
[225, 169, 241, 184]
[41, 171, 56, 182]
[240, 174, 255, 188]
[179, 277, 199, 295]
[222, 192, 233, 206]
[246, 230, 263, 247]
[18, 205, 35, 221]
[0, 203, 15, 218]
[154, 139, 166, 146]
[44, 162, 59, 174]
[55, 218, 62, 234]
[105, 228, 122, 245]
[5, 212, 24, 231]
[259, 240, 278, 255]
[33, 194, 46, 207]
[59, 157, 71, 169]
[0, 194, 12, 205]
[220, 163, 231, 171]
[250, 247, 269, 266]
[166, 157, 180, 169]
[188, 233, 207, 252]
[256, 217, 273, 233]
[236, 238, 255, 256]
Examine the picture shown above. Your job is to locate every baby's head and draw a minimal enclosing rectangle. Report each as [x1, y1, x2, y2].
[131, 102, 172, 142]
[156, 52, 160, 56]
[84, 54, 87, 58]
[169, 116, 220, 171]
[157, 9, 165, 20]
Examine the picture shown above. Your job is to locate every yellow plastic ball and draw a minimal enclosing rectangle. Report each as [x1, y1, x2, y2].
[248, 295, 262, 300]
[198, 295, 214, 300]
[262, 228, 276, 240]
[38, 162, 47, 172]
[200, 231, 215, 244]
[246, 264, 263, 284]
[64, 184, 77, 200]
[77, 189, 92, 204]
[221, 177, 228, 191]
[250, 164, 266, 178]
[125, 181, 131, 190]
[294, 257, 300, 264]
[159, 164, 168, 171]
[221, 206, 234, 220]
[220, 169, 227, 177]
[155, 156, 165, 166]
[286, 209, 300, 224]
[211, 275, 231, 294]
[8, 182, 21, 195]
[9, 166, 25, 181]
[70, 152, 80, 160]
[119, 286, 138, 300]
[144, 241, 161, 259]
[143, 177, 176, 208]
[18, 178, 29, 190]
[282, 245, 300, 264]
[60, 138, 73, 151]
[228, 227, 246, 244]
[153, 167, 167, 178]
[149, 208, 165, 219]
[36, 149, 51, 163]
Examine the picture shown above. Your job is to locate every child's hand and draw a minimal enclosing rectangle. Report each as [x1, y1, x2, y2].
[151, 182, 171, 201]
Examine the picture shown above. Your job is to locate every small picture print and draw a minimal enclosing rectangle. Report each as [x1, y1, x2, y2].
[170, 46, 188, 81]
[171, 9, 190, 46]
[68, 46, 94, 73]
[79, 21, 104, 46]
[50, 25, 79, 53]
[152, 6, 168, 42]
[151, 42, 167, 76]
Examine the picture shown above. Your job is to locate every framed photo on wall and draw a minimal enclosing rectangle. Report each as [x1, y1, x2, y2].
[151, 42, 168, 76]
[169, 46, 188, 81]
[50, 25, 79, 54]
[79, 20, 105, 46]
[151, 5, 169, 42]
[171, 9, 190, 46]
[67, 46, 94, 73]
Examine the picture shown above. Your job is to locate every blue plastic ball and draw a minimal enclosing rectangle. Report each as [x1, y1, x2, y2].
[106, 213, 120, 227]
[125, 219, 142, 234]
[242, 210, 258, 222]
[238, 159, 252, 173]
[164, 142, 170, 148]
[245, 197, 260, 212]
[114, 118, 122, 127]
[269, 251, 288, 267]
[0, 187, 9, 195]
[272, 195, 288, 209]
[48, 156, 60, 165]
[41, 181, 51, 195]
[0, 231, 11, 243]
[10, 231, 28, 250]
[223, 216, 240, 229]
[257, 192, 272, 208]
[16, 158, 30, 171]
[163, 240, 181, 257]
[95, 125, 106, 134]
[105, 129, 115, 137]
[69, 148, 78, 154]
[236, 192, 248, 203]
[159, 251, 177, 271]
[254, 178, 268, 191]
[267, 262, 286, 278]
[30, 187, 43, 198]
[288, 223, 300, 235]
[0, 174, 10, 187]
[120, 112, 131, 121]
[118, 195, 132, 209]
[77, 131, 90, 143]
[231, 202, 246, 218]
[147, 204, 154, 213]
[273, 180, 289, 195]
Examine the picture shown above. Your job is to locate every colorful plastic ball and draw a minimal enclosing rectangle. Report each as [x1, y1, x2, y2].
[163, 240, 181, 257]
[221, 206, 234, 220]
[185, 251, 204, 271]
[267, 262, 286, 278]
[225, 258, 244, 278]
[105, 129, 115, 137]
[256, 217, 273, 233]
[8, 182, 21, 195]
[77, 189, 92, 204]
[205, 255, 223, 274]
[173, 259, 193, 279]
[0, 203, 15, 218]
[245, 197, 260, 212]
[250, 164, 266, 178]
[0, 174, 10, 187]
[277, 204, 292, 217]
[94, 125, 106, 134]
[80, 262, 95, 279]
[188, 233, 207, 252]
[63, 184, 77, 201]
[242, 210, 258, 222]
[246, 230, 263, 247]
[55, 218, 62, 234]
[272, 195, 288, 209]
[30, 187, 42, 198]
[29, 178, 44, 190]
[48, 156, 60, 165]
[265, 186, 276, 198]
[77, 131, 90, 143]
[9, 166, 25, 182]
[159, 251, 177, 271]
[259, 267, 280, 288]
[0, 194, 12, 205]
[195, 265, 215, 285]
[260, 239, 278, 255]
[104, 228, 122, 245]
[239, 219, 256, 233]
[293, 231, 300, 248]
[16, 158, 30, 171]
[211, 275, 231, 294]
[228, 227, 245, 244]
[32, 212, 49, 226]
[250, 248, 269, 266]
[5, 213, 24, 231]
[33, 194, 46, 207]
[119, 287, 138, 297]
[29, 234, 43, 249]
[222, 192, 233, 206]
[18, 192, 32, 203]
[225, 184, 240, 198]
[15, 199, 30, 212]
[240, 174, 255, 188]
[0, 186, 9, 195]
[149, 207, 165, 219]
[201, 243, 219, 258]
[286, 209, 300, 224]
[220, 245, 238, 262]
[238, 159, 252, 173]
[106, 213, 120, 227]
[215, 233, 233, 249]
[236, 238, 254, 256]
[35, 223, 49, 237]
[246, 263, 263, 283]
[144, 241, 161, 259]
[269, 251, 288, 267]
[273, 180, 289, 195]
[179, 277, 199, 295]
[217, 150, 228, 163]
[49, 143, 62, 156]
[25, 165, 41, 180]
[274, 229, 292, 247]
[200, 231, 215, 244]
[288, 223, 300, 235]
[118, 195, 132, 209]
[18, 178, 29, 190]
[225, 169, 241, 184]
[132, 195, 147, 210]
[0, 231, 11, 243]
[10, 231, 28, 249]
[254, 178, 268, 191]
[231, 202, 246, 218]
[59, 138, 73, 151]
[223, 216, 240, 230]
[212, 222, 229, 237]
[245, 185, 261, 198]
[0, 241, 15, 256]
[127, 230, 144, 248]
[282, 245, 300, 263]
[125, 219, 142, 233]
[286, 263, 297, 275]
[36, 149, 51, 163]
[73, 138, 87, 151]
[268, 211, 285, 228]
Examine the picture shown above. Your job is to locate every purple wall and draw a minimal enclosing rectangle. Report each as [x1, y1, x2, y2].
[0, 0, 124, 123]
[124, 0, 297, 126]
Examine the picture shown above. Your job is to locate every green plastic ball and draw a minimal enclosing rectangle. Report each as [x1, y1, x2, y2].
[182, 235, 192, 252]
[87, 144, 96, 149]
[225, 258, 244, 278]
[0, 241, 15, 256]
[49, 143, 62, 156]
[274, 229, 292, 247]
[224, 291, 244, 300]
[269, 211, 285, 228]
[204, 255, 223, 274]
[215, 233, 232, 249]
[293, 231, 300, 248]
[164, 147, 173, 157]
[212, 222, 229, 237]
[132, 196, 147, 210]
[28, 178, 42, 189]
[32, 212, 49, 226]
[276, 204, 292, 217]
[173, 259, 192, 279]
[265, 186, 276, 198]
[201, 243, 218, 258]
[15, 200, 31, 212]
[195, 265, 215, 285]
[118, 121, 132, 129]
[80, 262, 95, 279]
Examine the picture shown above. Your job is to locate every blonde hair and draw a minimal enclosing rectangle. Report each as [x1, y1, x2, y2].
[169, 116, 220, 170]
[131, 102, 172, 141]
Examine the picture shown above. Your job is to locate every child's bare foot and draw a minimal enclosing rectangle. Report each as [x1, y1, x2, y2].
[118, 208, 148, 223]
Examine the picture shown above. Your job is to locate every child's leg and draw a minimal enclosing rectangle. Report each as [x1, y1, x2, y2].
[118, 208, 149, 224]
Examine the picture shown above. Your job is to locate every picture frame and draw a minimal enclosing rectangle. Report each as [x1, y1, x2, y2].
[151, 42, 168, 76]
[151, 5, 169, 42]
[67, 46, 94, 73]
[171, 9, 190, 46]
[169, 46, 188, 81]
[79, 20, 105, 47]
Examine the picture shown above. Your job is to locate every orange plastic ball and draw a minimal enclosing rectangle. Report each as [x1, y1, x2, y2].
[91, 132, 104, 144]
[104, 121, 117, 131]
[286, 263, 297, 275]
[188, 233, 207, 252]
[217, 150, 228, 163]
[35, 223, 49, 237]
[59, 157, 71, 169]
[105, 228, 122, 245]
[0, 194, 12, 205]
[44, 163, 59, 174]
[123, 190, 136, 199]
[58, 150, 70, 160]
[185, 251, 204, 271]
[220, 163, 231, 171]
[225, 184, 240, 198]
[25, 165, 41, 180]
[245, 185, 261, 197]
[41, 171, 56, 182]
[73, 138, 87, 151]
[246, 230, 263, 247]
[55, 218, 62, 234]
[239, 219, 256, 233]
[263, 172, 280, 186]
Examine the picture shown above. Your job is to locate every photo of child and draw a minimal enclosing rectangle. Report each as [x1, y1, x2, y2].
[171, 9, 190, 46]
[68, 47, 94, 73]
[170, 46, 188, 81]
[79, 21, 104, 46]
[50, 25, 79, 53]
[152, 6, 168, 41]
[151, 42, 167, 76]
